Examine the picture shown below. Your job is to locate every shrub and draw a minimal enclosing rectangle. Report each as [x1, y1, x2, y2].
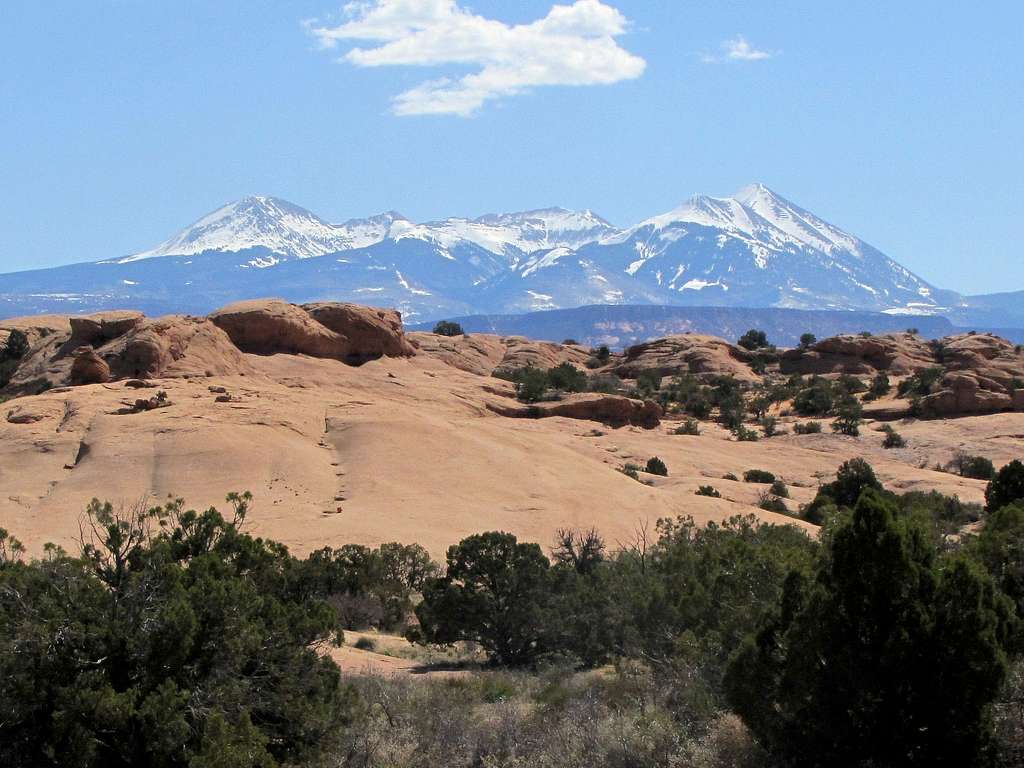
[986, 460, 1024, 512]
[733, 425, 760, 442]
[865, 372, 891, 400]
[722, 473, 739, 481]
[738, 329, 769, 350]
[951, 453, 996, 481]
[760, 416, 779, 437]
[353, 636, 377, 651]
[799, 332, 817, 348]
[696, 485, 721, 498]
[793, 377, 835, 416]
[769, 480, 789, 498]
[727, 489, 1013, 767]
[620, 463, 642, 481]
[592, 345, 611, 362]
[636, 371, 662, 396]
[898, 366, 944, 398]
[646, 456, 668, 477]
[674, 418, 701, 436]
[587, 374, 621, 394]
[0, 329, 29, 388]
[881, 425, 907, 449]
[546, 362, 587, 393]
[831, 394, 863, 436]
[757, 491, 788, 514]
[513, 367, 549, 403]
[793, 421, 823, 434]
[561, 339, 579, 345]
[433, 320, 464, 336]
[744, 469, 776, 484]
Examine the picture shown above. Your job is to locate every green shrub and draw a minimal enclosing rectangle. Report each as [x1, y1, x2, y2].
[646, 457, 668, 477]
[769, 480, 789, 498]
[587, 374, 621, 394]
[793, 421, 823, 434]
[546, 362, 587, 393]
[733, 425, 759, 442]
[620, 463, 642, 481]
[433, 320, 464, 336]
[696, 485, 721, 498]
[831, 394, 863, 436]
[674, 418, 701, 436]
[514, 367, 549, 403]
[799, 333, 817, 348]
[865, 372, 891, 400]
[881, 425, 906, 449]
[793, 376, 835, 416]
[951, 453, 996, 481]
[898, 367, 944, 398]
[636, 371, 662, 396]
[744, 469, 776, 484]
[737, 329, 769, 350]
[986, 460, 1024, 512]
[353, 636, 377, 651]
[757, 491, 788, 514]
[760, 416, 779, 437]
[722, 473, 739, 481]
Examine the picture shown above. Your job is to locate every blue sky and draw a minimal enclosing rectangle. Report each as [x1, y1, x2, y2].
[1, 1, 1021, 295]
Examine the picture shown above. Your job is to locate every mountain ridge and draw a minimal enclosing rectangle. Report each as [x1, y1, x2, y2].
[1, 185, 1018, 327]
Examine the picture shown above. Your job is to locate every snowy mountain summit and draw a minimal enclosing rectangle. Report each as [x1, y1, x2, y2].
[3, 184, 963, 321]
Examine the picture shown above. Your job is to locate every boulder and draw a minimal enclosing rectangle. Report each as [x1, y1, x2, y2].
[614, 335, 758, 382]
[70, 346, 111, 385]
[488, 393, 662, 429]
[920, 371, 1014, 417]
[302, 302, 415, 363]
[209, 300, 348, 359]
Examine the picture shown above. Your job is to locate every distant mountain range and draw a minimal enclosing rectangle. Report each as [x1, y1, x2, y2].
[409, 305, 1024, 348]
[1, 186, 1020, 330]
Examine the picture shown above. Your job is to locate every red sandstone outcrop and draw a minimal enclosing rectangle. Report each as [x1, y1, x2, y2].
[780, 333, 934, 376]
[409, 332, 589, 376]
[613, 335, 758, 382]
[209, 299, 414, 365]
[487, 392, 662, 429]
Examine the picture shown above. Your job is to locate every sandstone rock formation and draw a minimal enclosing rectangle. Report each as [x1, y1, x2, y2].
[70, 346, 111, 385]
[409, 332, 590, 377]
[69, 311, 144, 347]
[780, 333, 935, 376]
[916, 334, 1024, 417]
[210, 299, 414, 365]
[487, 392, 662, 429]
[614, 335, 758, 382]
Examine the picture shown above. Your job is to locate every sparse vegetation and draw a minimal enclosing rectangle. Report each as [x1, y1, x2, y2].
[799, 332, 817, 348]
[737, 328, 770, 350]
[0, 329, 29, 388]
[674, 418, 701, 435]
[646, 456, 668, 476]
[793, 420, 823, 434]
[696, 485, 721, 497]
[952, 452, 997, 481]
[881, 424, 907, 448]
[744, 469, 776, 484]
[831, 392, 864, 436]
[432, 320, 464, 336]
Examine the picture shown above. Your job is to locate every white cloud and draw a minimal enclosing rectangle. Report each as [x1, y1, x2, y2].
[307, 0, 646, 116]
[703, 35, 775, 63]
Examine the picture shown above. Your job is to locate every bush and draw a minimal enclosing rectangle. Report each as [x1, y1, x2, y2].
[831, 393, 863, 436]
[0, 494, 354, 767]
[727, 489, 1013, 767]
[793, 420, 823, 434]
[353, 636, 377, 651]
[0, 329, 29, 388]
[769, 480, 789, 498]
[793, 377, 835, 416]
[757, 491, 788, 514]
[760, 416, 779, 437]
[546, 362, 587, 393]
[587, 374, 621, 394]
[951, 453, 996, 481]
[733, 425, 760, 442]
[620, 463, 642, 481]
[433, 320, 464, 336]
[738, 329, 769, 350]
[646, 456, 668, 477]
[986, 460, 1024, 513]
[514, 367, 549, 403]
[674, 418, 701, 435]
[696, 485, 721, 498]
[799, 332, 817, 348]
[744, 469, 776, 484]
[898, 366, 944, 398]
[865, 372, 891, 400]
[561, 339, 579, 345]
[881, 424, 907, 448]
[722, 473, 739, 481]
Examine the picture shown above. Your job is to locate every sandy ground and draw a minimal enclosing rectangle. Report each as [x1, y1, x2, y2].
[2, 349, 1021, 561]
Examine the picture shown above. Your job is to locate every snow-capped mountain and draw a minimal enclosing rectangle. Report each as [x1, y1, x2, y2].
[0, 185, 985, 324]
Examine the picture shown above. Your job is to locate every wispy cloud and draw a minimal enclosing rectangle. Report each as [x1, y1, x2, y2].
[703, 35, 775, 63]
[306, 0, 646, 117]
